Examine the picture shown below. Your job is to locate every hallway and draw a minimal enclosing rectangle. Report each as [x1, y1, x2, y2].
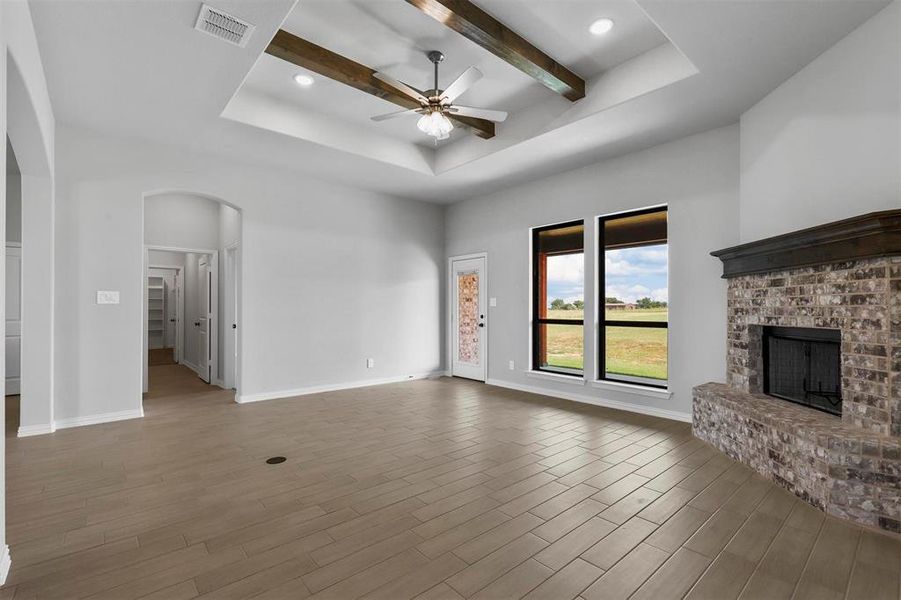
[144, 362, 225, 401]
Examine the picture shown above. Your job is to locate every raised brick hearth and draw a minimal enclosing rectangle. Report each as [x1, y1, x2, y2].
[694, 213, 901, 533]
[694, 382, 900, 532]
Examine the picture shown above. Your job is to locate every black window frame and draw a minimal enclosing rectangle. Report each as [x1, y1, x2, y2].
[598, 206, 668, 389]
[531, 219, 585, 377]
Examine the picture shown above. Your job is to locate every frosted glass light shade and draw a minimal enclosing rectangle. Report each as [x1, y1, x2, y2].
[417, 111, 453, 140]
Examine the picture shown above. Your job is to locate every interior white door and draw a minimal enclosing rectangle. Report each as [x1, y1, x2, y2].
[5, 244, 22, 395]
[451, 256, 487, 381]
[173, 270, 183, 363]
[198, 257, 211, 383]
[210, 251, 219, 386]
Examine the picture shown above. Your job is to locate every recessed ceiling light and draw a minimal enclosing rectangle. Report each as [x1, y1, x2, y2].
[293, 73, 314, 87]
[589, 18, 614, 36]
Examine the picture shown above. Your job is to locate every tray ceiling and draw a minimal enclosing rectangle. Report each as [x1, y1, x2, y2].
[227, 0, 684, 168]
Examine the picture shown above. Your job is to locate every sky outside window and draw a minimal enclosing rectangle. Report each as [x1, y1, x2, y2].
[546, 253, 584, 306]
[605, 244, 668, 303]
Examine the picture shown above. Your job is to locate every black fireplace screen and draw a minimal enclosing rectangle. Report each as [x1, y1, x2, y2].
[762, 326, 842, 416]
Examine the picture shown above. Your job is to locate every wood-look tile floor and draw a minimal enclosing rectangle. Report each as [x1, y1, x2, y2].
[148, 348, 177, 367]
[3, 367, 900, 600]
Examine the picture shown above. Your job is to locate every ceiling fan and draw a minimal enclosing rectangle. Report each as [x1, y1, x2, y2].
[371, 51, 508, 142]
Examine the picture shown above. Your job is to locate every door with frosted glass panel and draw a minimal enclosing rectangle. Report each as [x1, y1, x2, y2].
[451, 256, 487, 381]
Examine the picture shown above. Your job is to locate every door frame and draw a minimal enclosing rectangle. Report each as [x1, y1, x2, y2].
[223, 242, 239, 390]
[142, 245, 217, 393]
[147, 264, 182, 362]
[447, 252, 488, 381]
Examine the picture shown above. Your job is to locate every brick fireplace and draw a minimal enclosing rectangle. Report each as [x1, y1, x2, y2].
[693, 211, 901, 533]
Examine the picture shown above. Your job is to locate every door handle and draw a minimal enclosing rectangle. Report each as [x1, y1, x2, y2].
[194, 322, 201, 327]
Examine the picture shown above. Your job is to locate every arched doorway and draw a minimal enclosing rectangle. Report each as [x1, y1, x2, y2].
[140, 191, 242, 403]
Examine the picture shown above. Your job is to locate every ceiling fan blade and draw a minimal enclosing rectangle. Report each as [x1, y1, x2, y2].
[448, 105, 508, 122]
[370, 108, 423, 122]
[373, 72, 428, 103]
[440, 67, 483, 103]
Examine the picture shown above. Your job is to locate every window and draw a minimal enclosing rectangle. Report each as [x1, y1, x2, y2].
[599, 207, 667, 388]
[532, 220, 584, 376]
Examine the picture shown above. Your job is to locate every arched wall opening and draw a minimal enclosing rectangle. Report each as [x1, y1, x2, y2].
[6, 51, 54, 438]
[141, 190, 243, 401]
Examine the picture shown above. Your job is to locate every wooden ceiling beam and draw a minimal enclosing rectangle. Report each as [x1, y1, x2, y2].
[265, 30, 495, 139]
[404, 0, 585, 101]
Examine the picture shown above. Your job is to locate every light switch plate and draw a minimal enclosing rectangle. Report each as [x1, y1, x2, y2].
[489, 297, 497, 307]
[96, 290, 120, 305]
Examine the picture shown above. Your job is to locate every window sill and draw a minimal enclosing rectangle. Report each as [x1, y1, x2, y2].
[590, 379, 672, 400]
[525, 370, 586, 385]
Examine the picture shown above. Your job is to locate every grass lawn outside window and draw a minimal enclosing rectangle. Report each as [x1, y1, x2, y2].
[545, 308, 668, 380]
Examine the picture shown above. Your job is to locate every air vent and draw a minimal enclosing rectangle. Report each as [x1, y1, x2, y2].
[194, 4, 255, 47]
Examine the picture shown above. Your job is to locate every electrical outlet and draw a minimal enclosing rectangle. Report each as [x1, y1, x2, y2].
[490, 297, 497, 307]
[366, 358, 375, 369]
[508, 360, 515, 370]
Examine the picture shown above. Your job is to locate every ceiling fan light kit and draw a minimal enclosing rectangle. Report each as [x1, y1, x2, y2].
[371, 49, 508, 143]
[417, 111, 454, 140]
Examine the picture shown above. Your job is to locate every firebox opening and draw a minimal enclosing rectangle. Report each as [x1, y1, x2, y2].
[762, 326, 842, 417]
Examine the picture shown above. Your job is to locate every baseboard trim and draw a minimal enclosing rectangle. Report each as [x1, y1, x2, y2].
[53, 408, 145, 431]
[485, 378, 692, 423]
[0, 544, 10, 586]
[17, 423, 55, 437]
[236, 371, 446, 404]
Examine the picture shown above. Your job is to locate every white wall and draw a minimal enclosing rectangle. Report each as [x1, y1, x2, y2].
[144, 193, 220, 251]
[55, 124, 445, 419]
[5, 139, 20, 244]
[148, 249, 185, 268]
[740, 1, 900, 241]
[219, 203, 240, 249]
[445, 125, 740, 420]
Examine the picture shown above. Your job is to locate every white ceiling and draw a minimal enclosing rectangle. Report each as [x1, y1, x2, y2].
[29, 0, 891, 202]
[471, 1, 669, 77]
[241, 0, 669, 150]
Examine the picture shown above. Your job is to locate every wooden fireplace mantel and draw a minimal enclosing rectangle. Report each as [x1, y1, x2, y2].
[711, 209, 901, 278]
